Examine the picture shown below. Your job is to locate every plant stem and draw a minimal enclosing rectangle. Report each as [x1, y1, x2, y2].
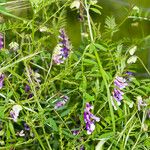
[84, 0, 116, 133]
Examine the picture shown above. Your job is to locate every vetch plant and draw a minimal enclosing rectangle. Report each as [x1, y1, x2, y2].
[52, 28, 72, 65]
[0, 0, 150, 149]
[10, 105, 22, 122]
[0, 73, 5, 89]
[84, 103, 100, 134]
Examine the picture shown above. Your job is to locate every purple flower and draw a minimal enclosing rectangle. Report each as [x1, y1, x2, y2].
[0, 74, 4, 89]
[114, 76, 128, 89]
[54, 95, 69, 109]
[24, 123, 30, 131]
[25, 84, 30, 92]
[126, 71, 133, 76]
[53, 28, 71, 65]
[0, 33, 3, 49]
[137, 96, 147, 111]
[112, 88, 124, 102]
[24, 84, 33, 98]
[72, 130, 80, 135]
[10, 105, 22, 122]
[84, 103, 100, 135]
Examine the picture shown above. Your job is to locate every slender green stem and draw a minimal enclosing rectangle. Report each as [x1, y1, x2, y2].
[138, 57, 150, 76]
[84, 0, 115, 132]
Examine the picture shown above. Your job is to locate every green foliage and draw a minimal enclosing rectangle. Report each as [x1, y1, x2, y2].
[0, 0, 149, 150]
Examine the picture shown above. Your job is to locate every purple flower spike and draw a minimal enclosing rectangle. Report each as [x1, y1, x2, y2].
[114, 76, 128, 89]
[84, 103, 100, 135]
[53, 28, 71, 65]
[0, 33, 3, 49]
[0, 74, 5, 89]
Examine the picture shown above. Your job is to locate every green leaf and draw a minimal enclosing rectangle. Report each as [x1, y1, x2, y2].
[75, 71, 82, 79]
[9, 121, 16, 139]
[45, 118, 58, 131]
[94, 43, 107, 51]
[90, 7, 101, 15]
[0, 106, 4, 119]
[95, 139, 107, 150]
[83, 59, 97, 65]
[0, 130, 4, 136]
[60, 109, 70, 117]
[84, 93, 95, 102]
[98, 132, 114, 139]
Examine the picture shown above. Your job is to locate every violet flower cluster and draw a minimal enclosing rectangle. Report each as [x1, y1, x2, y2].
[0, 33, 3, 49]
[52, 28, 71, 65]
[84, 103, 100, 135]
[112, 76, 128, 109]
[0, 73, 5, 89]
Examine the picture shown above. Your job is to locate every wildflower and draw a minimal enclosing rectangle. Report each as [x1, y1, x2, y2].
[53, 28, 71, 65]
[24, 123, 30, 131]
[54, 95, 69, 109]
[39, 26, 48, 32]
[127, 55, 137, 64]
[126, 71, 133, 76]
[112, 88, 124, 103]
[10, 105, 22, 122]
[0, 73, 5, 89]
[137, 96, 147, 111]
[114, 76, 128, 89]
[129, 46, 137, 56]
[17, 130, 25, 137]
[72, 130, 79, 135]
[0, 33, 3, 49]
[70, 0, 80, 9]
[9, 42, 19, 51]
[84, 103, 100, 135]
[25, 84, 30, 93]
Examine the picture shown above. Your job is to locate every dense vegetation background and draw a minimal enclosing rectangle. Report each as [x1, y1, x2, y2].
[0, 0, 150, 149]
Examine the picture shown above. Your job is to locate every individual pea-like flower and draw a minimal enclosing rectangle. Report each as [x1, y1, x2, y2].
[112, 75, 129, 109]
[52, 28, 71, 65]
[114, 76, 128, 89]
[10, 104, 22, 122]
[137, 96, 147, 111]
[72, 130, 80, 135]
[17, 130, 25, 137]
[24, 123, 30, 131]
[54, 95, 69, 109]
[70, 0, 80, 9]
[39, 26, 48, 32]
[0, 73, 5, 89]
[112, 88, 124, 103]
[9, 42, 19, 51]
[0, 33, 3, 49]
[84, 103, 100, 135]
[25, 84, 30, 92]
